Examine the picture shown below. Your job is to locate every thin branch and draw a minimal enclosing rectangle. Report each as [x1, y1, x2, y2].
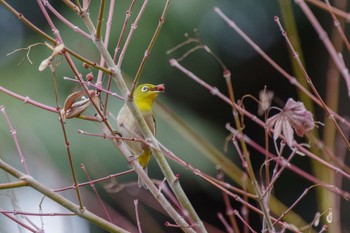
[0, 180, 27, 189]
[81, 164, 112, 223]
[116, 0, 149, 68]
[54, 169, 134, 193]
[43, 0, 91, 39]
[0, 158, 130, 233]
[113, 0, 137, 61]
[324, 0, 350, 53]
[95, 0, 106, 41]
[80, 5, 206, 233]
[0, 86, 57, 112]
[295, 0, 350, 99]
[306, 0, 350, 21]
[274, 15, 350, 151]
[170, 58, 350, 181]
[96, 0, 115, 87]
[0, 0, 110, 74]
[0, 210, 75, 217]
[130, 0, 171, 96]
[212, 7, 350, 130]
[0, 208, 38, 233]
[0, 106, 30, 175]
[134, 200, 143, 233]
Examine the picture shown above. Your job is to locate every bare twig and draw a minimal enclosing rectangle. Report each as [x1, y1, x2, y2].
[0, 106, 30, 175]
[0, 159, 130, 233]
[81, 164, 112, 223]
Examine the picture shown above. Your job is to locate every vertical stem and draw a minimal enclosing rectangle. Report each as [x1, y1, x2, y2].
[81, 7, 206, 233]
[0, 107, 30, 175]
[322, 1, 347, 232]
[223, 71, 275, 231]
[116, 0, 149, 68]
[37, 0, 86, 209]
[95, 0, 105, 40]
[130, 0, 171, 96]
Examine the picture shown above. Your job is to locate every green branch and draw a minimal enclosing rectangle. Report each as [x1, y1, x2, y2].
[80, 6, 206, 233]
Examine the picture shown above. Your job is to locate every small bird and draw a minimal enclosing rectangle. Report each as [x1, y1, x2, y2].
[117, 83, 165, 188]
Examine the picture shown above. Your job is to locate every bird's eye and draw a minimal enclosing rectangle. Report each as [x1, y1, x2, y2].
[141, 86, 149, 92]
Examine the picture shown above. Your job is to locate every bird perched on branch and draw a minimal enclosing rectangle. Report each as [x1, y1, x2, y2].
[117, 83, 165, 188]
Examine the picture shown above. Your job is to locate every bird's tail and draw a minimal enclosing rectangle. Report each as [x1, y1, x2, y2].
[137, 149, 151, 189]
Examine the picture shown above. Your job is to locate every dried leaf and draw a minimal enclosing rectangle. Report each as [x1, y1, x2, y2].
[266, 98, 314, 149]
[60, 90, 96, 121]
[258, 88, 274, 115]
[38, 58, 51, 71]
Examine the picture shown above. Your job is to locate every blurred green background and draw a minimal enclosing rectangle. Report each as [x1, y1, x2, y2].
[1, 0, 349, 232]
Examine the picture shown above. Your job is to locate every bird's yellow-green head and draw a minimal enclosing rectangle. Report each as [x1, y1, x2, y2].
[134, 84, 165, 111]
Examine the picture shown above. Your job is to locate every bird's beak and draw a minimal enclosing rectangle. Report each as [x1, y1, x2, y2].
[152, 84, 165, 93]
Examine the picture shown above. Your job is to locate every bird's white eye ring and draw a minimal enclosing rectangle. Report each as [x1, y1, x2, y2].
[141, 86, 149, 92]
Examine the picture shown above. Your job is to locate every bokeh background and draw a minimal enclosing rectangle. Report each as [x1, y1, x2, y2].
[1, 0, 349, 232]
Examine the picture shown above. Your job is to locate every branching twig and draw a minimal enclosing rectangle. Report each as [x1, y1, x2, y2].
[0, 106, 30, 175]
[79, 4, 206, 233]
[0, 158, 130, 233]
[274, 15, 350, 151]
